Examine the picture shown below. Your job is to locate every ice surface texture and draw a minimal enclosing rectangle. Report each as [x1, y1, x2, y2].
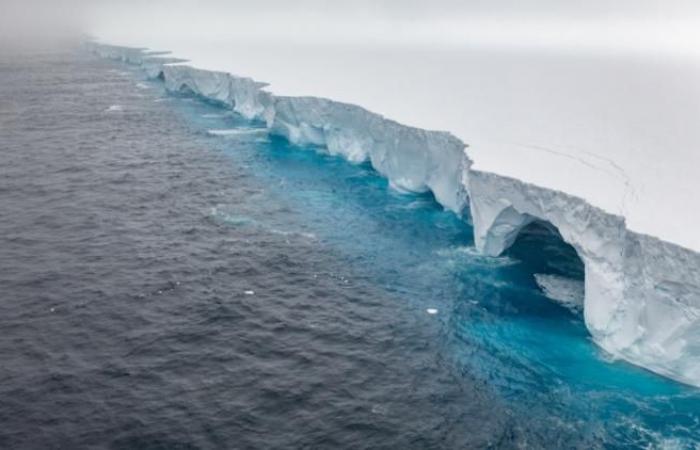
[89, 42, 700, 387]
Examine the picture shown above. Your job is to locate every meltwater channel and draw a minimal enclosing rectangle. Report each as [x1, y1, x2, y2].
[1, 46, 699, 449]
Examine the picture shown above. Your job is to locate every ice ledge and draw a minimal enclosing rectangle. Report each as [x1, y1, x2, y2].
[88, 42, 700, 387]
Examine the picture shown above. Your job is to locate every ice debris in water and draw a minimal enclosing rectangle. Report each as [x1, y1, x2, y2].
[105, 104, 123, 112]
[534, 273, 584, 314]
[436, 246, 517, 268]
[244, 290, 255, 295]
[207, 128, 267, 137]
[426, 308, 438, 315]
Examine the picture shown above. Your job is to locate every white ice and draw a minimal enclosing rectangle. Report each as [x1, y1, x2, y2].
[534, 274, 585, 314]
[86, 1, 700, 386]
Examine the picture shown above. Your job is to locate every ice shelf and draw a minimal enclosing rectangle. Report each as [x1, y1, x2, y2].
[88, 42, 700, 387]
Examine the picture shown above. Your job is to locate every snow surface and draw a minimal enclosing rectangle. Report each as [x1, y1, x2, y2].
[87, 38, 700, 253]
[87, 27, 700, 387]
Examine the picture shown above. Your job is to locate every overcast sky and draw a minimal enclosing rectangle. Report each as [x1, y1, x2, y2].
[4, 0, 700, 56]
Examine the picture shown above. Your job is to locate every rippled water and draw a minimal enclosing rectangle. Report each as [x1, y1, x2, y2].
[1, 46, 699, 449]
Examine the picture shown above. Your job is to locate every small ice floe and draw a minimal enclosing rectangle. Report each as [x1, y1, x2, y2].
[534, 273, 584, 314]
[207, 128, 267, 137]
[105, 105, 123, 112]
[109, 69, 130, 77]
[426, 308, 438, 315]
[436, 246, 517, 268]
[209, 207, 256, 227]
[402, 198, 434, 210]
[50, 307, 55, 313]
[267, 227, 317, 240]
[371, 404, 387, 415]
[244, 290, 255, 295]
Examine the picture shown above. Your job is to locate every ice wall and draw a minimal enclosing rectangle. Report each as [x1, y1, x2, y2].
[160, 65, 273, 121]
[271, 96, 469, 213]
[469, 170, 700, 385]
[88, 42, 700, 387]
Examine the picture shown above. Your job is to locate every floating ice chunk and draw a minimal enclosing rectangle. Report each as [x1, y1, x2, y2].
[244, 290, 255, 295]
[436, 245, 518, 268]
[426, 308, 438, 315]
[209, 207, 256, 227]
[105, 104, 123, 112]
[267, 227, 317, 240]
[371, 404, 387, 415]
[534, 273, 584, 313]
[207, 128, 267, 137]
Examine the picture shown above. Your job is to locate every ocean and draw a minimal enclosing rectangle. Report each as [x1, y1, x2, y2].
[0, 44, 698, 449]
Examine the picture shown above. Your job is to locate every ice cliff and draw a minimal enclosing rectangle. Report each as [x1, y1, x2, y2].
[89, 42, 700, 387]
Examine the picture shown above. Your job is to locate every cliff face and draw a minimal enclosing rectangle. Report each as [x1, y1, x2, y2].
[89, 42, 700, 387]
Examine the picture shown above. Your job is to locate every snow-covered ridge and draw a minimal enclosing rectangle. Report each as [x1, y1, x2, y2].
[88, 42, 700, 387]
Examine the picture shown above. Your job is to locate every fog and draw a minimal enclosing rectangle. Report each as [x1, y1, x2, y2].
[86, 1, 700, 56]
[0, 0, 85, 45]
[3, 0, 700, 57]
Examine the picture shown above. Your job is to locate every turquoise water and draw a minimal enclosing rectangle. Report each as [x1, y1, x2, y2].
[162, 74, 700, 447]
[2, 47, 698, 448]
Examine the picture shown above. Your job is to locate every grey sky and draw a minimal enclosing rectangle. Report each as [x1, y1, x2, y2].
[3, 0, 700, 51]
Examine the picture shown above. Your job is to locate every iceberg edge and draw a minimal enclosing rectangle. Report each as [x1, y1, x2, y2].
[89, 42, 700, 387]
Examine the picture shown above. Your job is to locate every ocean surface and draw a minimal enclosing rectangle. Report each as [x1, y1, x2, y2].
[1, 45, 699, 449]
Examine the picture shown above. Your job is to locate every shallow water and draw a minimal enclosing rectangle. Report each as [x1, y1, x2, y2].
[0, 46, 699, 449]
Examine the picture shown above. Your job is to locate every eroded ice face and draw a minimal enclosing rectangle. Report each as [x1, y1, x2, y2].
[86, 1, 700, 252]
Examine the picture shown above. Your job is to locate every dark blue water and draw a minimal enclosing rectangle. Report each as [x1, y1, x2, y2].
[1, 46, 699, 449]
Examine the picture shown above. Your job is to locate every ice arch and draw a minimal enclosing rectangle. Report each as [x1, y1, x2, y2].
[504, 219, 585, 283]
[467, 170, 630, 348]
[469, 170, 700, 384]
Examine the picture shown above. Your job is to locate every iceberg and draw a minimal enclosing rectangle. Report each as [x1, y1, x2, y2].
[87, 42, 700, 387]
[271, 96, 469, 213]
[160, 65, 273, 121]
